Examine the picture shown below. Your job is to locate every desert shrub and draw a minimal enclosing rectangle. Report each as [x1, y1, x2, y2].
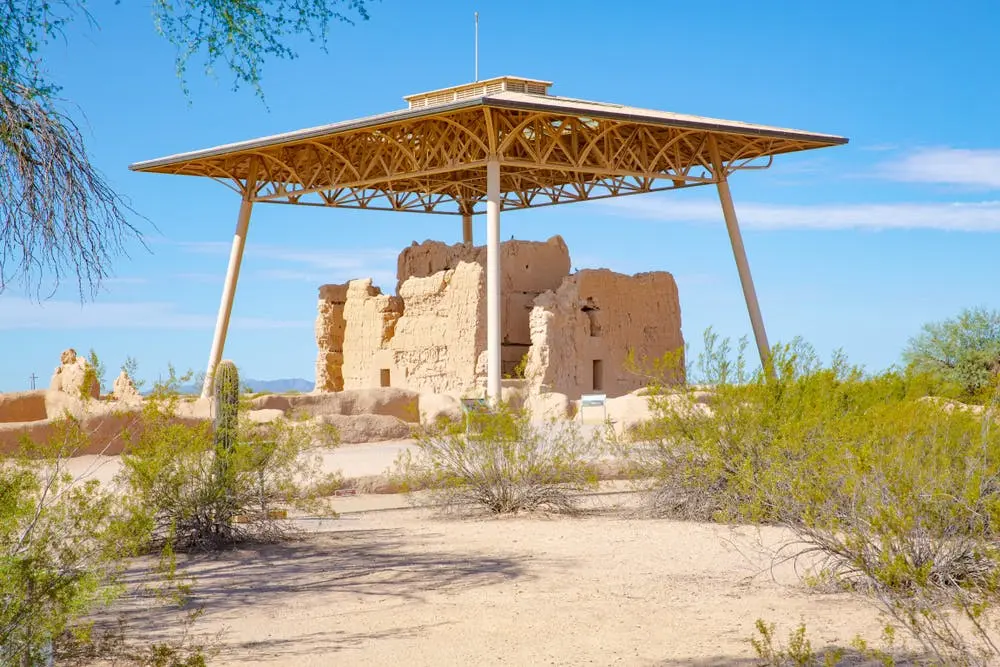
[627, 328, 933, 521]
[396, 405, 601, 514]
[0, 419, 147, 665]
[56, 613, 218, 667]
[118, 368, 339, 552]
[750, 619, 844, 667]
[635, 328, 1000, 663]
[903, 306, 1000, 402]
[782, 393, 1000, 664]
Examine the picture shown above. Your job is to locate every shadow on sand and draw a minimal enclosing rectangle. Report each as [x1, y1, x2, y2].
[101, 527, 531, 661]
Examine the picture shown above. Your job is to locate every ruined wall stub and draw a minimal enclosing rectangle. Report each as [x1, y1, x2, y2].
[525, 269, 684, 399]
[340, 279, 404, 389]
[398, 235, 570, 355]
[382, 262, 486, 393]
[333, 236, 569, 393]
[315, 284, 349, 392]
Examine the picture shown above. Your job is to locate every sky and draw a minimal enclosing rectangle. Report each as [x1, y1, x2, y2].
[3, 0, 1000, 390]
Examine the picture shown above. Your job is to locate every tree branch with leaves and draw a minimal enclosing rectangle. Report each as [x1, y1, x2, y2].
[0, 0, 370, 300]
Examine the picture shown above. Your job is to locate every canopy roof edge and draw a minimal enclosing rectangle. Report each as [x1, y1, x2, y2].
[129, 93, 847, 174]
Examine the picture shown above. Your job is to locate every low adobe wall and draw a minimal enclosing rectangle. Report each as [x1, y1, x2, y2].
[0, 390, 48, 424]
[0, 391, 209, 456]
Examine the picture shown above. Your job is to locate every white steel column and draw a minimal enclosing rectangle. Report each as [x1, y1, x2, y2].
[200, 179, 256, 398]
[708, 137, 772, 373]
[486, 159, 502, 402]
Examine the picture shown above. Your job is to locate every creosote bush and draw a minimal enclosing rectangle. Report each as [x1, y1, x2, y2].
[0, 419, 147, 665]
[118, 368, 340, 551]
[632, 327, 1000, 664]
[396, 406, 601, 514]
[750, 619, 904, 666]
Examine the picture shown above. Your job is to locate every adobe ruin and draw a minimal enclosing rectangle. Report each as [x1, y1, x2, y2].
[315, 236, 684, 399]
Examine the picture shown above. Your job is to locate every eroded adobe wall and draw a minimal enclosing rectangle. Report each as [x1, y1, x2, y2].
[315, 284, 349, 392]
[526, 269, 684, 399]
[383, 262, 486, 393]
[398, 235, 571, 361]
[341, 279, 404, 389]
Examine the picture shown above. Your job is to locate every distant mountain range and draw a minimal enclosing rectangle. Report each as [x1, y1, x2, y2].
[159, 378, 314, 395]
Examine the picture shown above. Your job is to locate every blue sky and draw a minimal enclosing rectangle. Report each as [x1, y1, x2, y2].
[3, 0, 1000, 390]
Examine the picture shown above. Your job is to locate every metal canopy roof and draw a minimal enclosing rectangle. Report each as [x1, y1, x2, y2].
[131, 76, 849, 400]
[130, 81, 847, 216]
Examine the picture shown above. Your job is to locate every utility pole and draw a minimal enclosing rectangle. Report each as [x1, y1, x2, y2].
[29, 373, 38, 390]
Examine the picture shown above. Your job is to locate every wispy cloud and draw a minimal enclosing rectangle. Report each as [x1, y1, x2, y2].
[859, 143, 900, 152]
[601, 196, 1000, 232]
[255, 268, 397, 287]
[876, 147, 1000, 189]
[177, 240, 399, 286]
[179, 241, 398, 270]
[102, 276, 148, 286]
[0, 298, 310, 331]
[173, 272, 223, 284]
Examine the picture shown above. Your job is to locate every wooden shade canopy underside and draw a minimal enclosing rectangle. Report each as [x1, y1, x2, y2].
[131, 91, 845, 215]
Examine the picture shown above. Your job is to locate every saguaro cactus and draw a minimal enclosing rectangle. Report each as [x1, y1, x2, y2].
[212, 360, 240, 535]
[213, 360, 240, 455]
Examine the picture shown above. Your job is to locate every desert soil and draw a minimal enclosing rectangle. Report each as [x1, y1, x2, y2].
[107, 490, 893, 666]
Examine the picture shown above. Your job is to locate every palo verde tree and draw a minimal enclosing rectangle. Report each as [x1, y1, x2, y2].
[0, 0, 370, 300]
[902, 306, 1000, 400]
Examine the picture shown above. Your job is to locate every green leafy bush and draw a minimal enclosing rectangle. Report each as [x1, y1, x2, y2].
[118, 369, 339, 552]
[903, 306, 1000, 401]
[0, 420, 146, 665]
[396, 406, 601, 514]
[635, 328, 1000, 663]
[627, 329, 930, 522]
[750, 619, 843, 667]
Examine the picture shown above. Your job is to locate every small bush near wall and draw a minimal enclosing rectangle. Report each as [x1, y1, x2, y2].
[395, 405, 601, 514]
[118, 368, 340, 552]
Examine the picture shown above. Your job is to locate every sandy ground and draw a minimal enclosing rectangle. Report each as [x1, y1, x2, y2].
[104, 490, 896, 666]
[62, 439, 420, 488]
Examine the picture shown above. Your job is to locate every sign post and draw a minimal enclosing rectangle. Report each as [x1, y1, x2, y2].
[579, 393, 607, 425]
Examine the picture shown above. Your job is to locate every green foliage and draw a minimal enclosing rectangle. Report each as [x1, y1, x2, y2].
[637, 327, 1000, 663]
[2, 1, 370, 104]
[396, 405, 601, 514]
[749, 619, 843, 667]
[121, 356, 144, 390]
[507, 352, 530, 380]
[0, 419, 148, 665]
[903, 306, 1000, 401]
[212, 359, 241, 533]
[56, 613, 217, 666]
[1, 1, 369, 299]
[119, 366, 340, 551]
[81, 348, 106, 398]
[628, 328, 926, 522]
[150, 0, 371, 99]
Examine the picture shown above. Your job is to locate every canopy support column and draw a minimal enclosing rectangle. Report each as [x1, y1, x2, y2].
[486, 159, 502, 402]
[200, 175, 257, 398]
[462, 213, 473, 244]
[708, 137, 772, 373]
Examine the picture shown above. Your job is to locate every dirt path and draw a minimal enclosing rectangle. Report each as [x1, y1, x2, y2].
[114, 495, 891, 666]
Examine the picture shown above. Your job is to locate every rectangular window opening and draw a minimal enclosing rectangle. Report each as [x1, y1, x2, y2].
[592, 360, 604, 392]
[380, 368, 391, 388]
